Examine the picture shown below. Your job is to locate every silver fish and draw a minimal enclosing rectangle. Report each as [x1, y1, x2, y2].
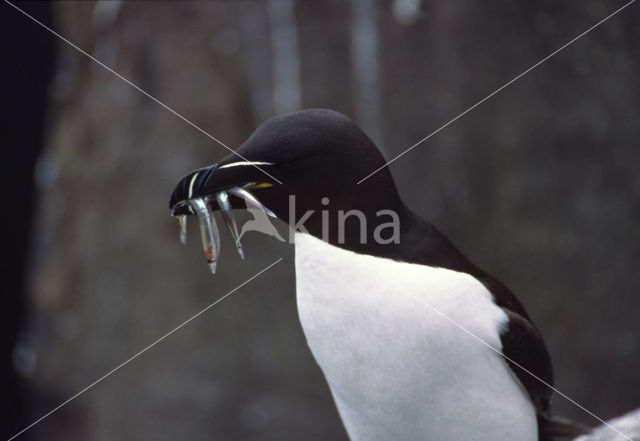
[188, 197, 220, 274]
[215, 190, 244, 260]
[174, 188, 279, 274]
[177, 215, 187, 244]
[228, 186, 277, 218]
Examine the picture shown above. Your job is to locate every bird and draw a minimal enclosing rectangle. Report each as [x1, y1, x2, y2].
[169, 109, 589, 441]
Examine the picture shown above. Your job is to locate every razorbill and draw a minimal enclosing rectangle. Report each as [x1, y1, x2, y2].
[169, 109, 589, 441]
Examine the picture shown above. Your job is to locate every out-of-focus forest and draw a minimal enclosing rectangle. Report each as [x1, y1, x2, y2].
[3, 1, 639, 440]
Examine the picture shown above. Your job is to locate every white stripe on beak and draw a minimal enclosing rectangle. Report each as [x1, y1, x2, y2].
[187, 171, 200, 199]
[218, 161, 274, 169]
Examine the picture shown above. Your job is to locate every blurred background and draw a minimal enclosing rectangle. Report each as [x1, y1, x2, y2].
[2, 1, 639, 440]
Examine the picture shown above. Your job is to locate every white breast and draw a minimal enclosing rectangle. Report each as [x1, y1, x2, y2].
[294, 232, 537, 441]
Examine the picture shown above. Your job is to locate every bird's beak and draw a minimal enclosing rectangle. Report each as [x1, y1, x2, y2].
[169, 160, 278, 214]
[168, 160, 278, 273]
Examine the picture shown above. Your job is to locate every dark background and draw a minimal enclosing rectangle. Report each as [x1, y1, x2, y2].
[3, 1, 639, 440]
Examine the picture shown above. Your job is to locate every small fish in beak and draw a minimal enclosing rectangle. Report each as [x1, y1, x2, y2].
[227, 186, 277, 218]
[188, 197, 220, 274]
[172, 186, 276, 274]
[215, 190, 244, 260]
[178, 215, 187, 245]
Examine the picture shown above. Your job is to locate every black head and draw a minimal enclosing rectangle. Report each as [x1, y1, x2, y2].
[169, 109, 408, 252]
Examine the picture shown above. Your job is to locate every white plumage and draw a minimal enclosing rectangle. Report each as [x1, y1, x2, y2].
[294, 232, 537, 441]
